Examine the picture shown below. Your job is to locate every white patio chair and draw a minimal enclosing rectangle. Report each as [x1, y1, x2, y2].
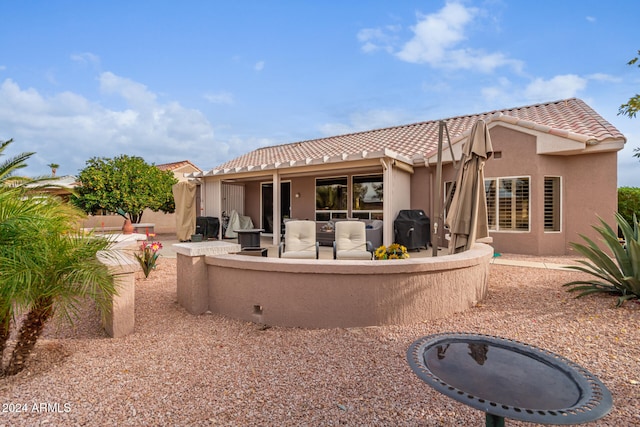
[278, 220, 319, 259]
[333, 221, 373, 260]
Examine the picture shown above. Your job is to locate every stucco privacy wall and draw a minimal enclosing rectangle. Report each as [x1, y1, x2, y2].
[184, 244, 494, 329]
[98, 249, 140, 338]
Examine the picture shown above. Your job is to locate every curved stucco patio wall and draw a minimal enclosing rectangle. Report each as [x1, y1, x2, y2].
[201, 243, 493, 328]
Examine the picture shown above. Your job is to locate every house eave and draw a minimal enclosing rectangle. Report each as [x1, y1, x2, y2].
[422, 118, 626, 165]
[199, 149, 415, 179]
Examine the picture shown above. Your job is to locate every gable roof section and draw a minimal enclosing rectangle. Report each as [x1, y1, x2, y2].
[204, 98, 625, 177]
[156, 160, 202, 173]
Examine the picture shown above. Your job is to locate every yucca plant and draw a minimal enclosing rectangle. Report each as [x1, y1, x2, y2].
[563, 213, 640, 306]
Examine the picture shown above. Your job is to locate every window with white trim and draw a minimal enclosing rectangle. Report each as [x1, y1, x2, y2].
[315, 177, 348, 221]
[352, 174, 383, 220]
[544, 176, 561, 232]
[485, 177, 530, 231]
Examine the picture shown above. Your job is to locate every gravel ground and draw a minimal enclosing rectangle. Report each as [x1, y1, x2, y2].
[1, 256, 639, 426]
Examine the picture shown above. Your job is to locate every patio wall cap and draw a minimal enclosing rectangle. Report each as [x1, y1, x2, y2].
[206, 243, 493, 274]
[173, 241, 241, 257]
[98, 250, 140, 275]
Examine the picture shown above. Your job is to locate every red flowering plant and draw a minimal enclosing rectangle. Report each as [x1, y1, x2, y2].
[134, 240, 163, 278]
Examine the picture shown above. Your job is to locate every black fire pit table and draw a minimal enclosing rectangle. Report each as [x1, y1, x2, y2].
[235, 228, 264, 250]
[407, 333, 612, 426]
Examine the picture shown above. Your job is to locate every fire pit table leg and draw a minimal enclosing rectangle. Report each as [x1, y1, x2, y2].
[486, 413, 504, 427]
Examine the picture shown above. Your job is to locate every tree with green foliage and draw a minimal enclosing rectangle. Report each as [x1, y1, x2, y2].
[73, 155, 178, 223]
[619, 50, 640, 161]
[618, 187, 640, 226]
[563, 213, 640, 306]
[0, 185, 119, 376]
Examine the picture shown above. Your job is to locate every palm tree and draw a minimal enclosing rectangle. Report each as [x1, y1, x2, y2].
[0, 138, 54, 188]
[0, 138, 34, 186]
[0, 186, 118, 376]
[47, 163, 60, 176]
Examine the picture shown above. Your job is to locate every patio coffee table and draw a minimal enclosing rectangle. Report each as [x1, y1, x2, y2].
[407, 332, 612, 426]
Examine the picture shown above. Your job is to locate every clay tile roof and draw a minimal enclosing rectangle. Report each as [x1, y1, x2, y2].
[156, 160, 201, 172]
[211, 98, 625, 174]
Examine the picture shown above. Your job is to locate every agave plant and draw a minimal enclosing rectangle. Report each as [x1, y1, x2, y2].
[563, 213, 640, 306]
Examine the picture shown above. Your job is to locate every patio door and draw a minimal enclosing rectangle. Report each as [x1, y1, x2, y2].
[261, 182, 291, 234]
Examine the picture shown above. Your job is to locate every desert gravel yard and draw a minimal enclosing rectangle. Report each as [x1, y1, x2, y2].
[1, 257, 639, 426]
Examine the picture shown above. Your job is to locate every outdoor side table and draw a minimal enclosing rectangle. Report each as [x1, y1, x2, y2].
[235, 228, 264, 250]
[407, 332, 612, 426]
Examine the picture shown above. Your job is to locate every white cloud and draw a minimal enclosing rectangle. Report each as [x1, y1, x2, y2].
[70, 52, 101, 66]
[357, 25, 400, 53]
[481, 77, 516, 103]
[204, 91, 235, 105]
[586, 16, 596, 23]
[524, 74, 588, 101]
[396, 3, 476, 65]
[0, 75, 217, 175]
[481, 74, 589, 106]
[361, 2, 522, 73]
[254, 61, 265, 71]
[319, 109, 409, 136]
[99, 71, 157, 108]
[616, 130, 639, 187]
[587, 73, 621, 83]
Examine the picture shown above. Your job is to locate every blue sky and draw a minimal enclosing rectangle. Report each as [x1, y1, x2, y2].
[1, 0, 638, 186]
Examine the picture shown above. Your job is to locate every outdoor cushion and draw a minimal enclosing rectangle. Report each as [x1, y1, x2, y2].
[334, 221, 373, 260]
[279, 220, 319, 259]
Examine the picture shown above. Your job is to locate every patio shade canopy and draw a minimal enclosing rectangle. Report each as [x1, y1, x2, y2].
[445, 119, 493, 254]
[173, 181, 197, 242]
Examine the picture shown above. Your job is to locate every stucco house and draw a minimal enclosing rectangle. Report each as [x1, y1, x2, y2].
[193, 98, 625, 255]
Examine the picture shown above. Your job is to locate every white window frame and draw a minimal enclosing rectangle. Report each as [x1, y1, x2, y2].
[351, 173, 384, 220]
[485, 176, 531, 233]
[315, 176, 348, 221]
[543, 176, 562, 233]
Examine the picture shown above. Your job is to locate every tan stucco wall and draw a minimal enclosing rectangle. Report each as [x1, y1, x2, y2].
[201, 243, 492, 328]
[290, 176, 316, 220]
[412, 125, 619, 255]
[82, 209, 175, 234]
[561, 152, 618, 254]
[244, 181, 261, 226]
[481, 126, 617, 255]
[410, 167, 430, 218]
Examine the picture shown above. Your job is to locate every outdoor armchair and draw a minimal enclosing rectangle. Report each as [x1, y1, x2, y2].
[279, 220, 319, 259]
[333, 221, 373, 260]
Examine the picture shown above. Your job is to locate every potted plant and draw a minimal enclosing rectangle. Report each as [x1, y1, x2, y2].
[374, 243, 410, 260]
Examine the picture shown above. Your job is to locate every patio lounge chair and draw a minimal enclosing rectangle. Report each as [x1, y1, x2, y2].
[333, 221, 373, 260]
[278, 220, 319, 259]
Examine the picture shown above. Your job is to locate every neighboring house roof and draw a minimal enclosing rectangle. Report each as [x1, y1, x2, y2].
[156, 160, 202, 173]
[202, 98, 625, 177]
[25, 175, 79, 189]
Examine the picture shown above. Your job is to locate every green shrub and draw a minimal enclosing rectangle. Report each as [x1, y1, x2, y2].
[563, 213, 640, 306]
[618, 187, 640, 228]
